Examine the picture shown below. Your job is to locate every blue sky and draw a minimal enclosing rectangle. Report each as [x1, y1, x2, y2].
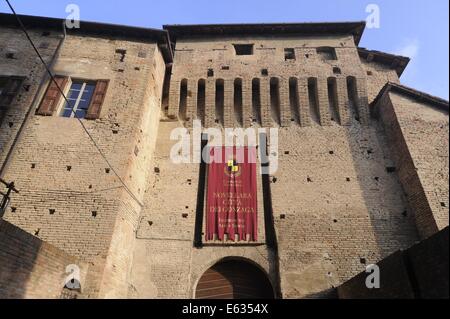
[1, 0, 448, 99]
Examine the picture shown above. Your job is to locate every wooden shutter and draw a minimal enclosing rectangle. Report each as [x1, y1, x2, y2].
[36, 76, 68, 116]
[0, 77, 24, 108]
[85, 80, 109, 120]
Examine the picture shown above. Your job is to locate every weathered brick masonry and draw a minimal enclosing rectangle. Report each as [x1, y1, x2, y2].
[0, 14, 172, 298]
[0, 15, 448, 298]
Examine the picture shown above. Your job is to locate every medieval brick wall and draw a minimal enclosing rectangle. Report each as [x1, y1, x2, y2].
[0, 219, 88, 299]
[0, 27, 62, 170]
[361, 60, 400, 103]
[337, 227, 449, 299]
[0, 19, 447, 299]
[127, 33, 425, 298]
[375, 89, 449, 239]
[0, 28, 166, 298]
[166, 35, 370, 128]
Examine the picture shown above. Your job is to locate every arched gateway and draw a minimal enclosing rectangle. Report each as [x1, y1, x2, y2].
[195, 259, 274, 299]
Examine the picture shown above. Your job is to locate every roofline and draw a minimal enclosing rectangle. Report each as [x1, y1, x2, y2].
[358, 48, 409, 77]
[372, 82, 449, 113]
[163, 21, 366, 45]
[0, 13, 173, 63]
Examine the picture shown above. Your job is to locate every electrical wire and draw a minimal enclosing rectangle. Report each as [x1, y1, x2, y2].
[5, 0, 144, 207]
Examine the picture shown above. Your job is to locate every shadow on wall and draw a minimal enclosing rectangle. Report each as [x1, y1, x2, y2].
[0, 219, 40, 298]
[338, 227, 449, 299]
[345, 96, 420, 258]
[0, 219, 85, 298]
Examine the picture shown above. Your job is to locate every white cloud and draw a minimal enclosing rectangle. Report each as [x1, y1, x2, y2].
[394, 38, 420, 59]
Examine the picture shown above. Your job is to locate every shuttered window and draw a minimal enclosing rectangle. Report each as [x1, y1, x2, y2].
[36, 76, 68, 116]
[0, 76, 24, 108]
[36, 77, 108, 119]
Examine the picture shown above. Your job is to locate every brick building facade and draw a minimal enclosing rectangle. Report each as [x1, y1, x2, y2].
[0, 14, 448, 298]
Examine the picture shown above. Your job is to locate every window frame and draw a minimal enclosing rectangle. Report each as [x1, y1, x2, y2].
[56, 78, 97, 119]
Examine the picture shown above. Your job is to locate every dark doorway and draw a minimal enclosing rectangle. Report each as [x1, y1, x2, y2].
[195, 259, 274, 299]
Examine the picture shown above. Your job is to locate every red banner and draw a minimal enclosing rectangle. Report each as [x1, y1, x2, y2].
[205, 146, 257, 242]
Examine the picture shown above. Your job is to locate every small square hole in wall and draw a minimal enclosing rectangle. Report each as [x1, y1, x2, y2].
[31, 163, 36, 169]
[280, 214, 286, 219]
[148, 221, 153, 226]
[6, 52, 16, 59]
[360, 258, 366, 264]
[305, 53, 310, 59]
[215, 119, 220, 124]
[441, 202, 447, 207]
[49, 209, 55, 215]
[182, 213, 188, 218]
[329, 151, 334, 154]
[374, 176, 379, 181]
[207, 69, 214, 77]
[261, 69, 269, 76]
[233, 44, 254, 55]
[66, 166, 72, 171]
[115, 49, 127, 62]
[386, 166, 396, 173]
[333, 219, 338, 223]
[346, 177, 351, 182]
[154, 167, 160, 174]
[333, 67, 341, 74]
[11, 207, 17, 213]
[105, 168, 110, 174]
[402, 210, 408, 217]
[221, 66, 230, 70]
[284, 48, 296, 61]
[8, 122, 13, 128]
[91, 211, 97, 217]
[367, 71, 373, 76]
[284, 151, 290, 155]
[307, 177, 312, 182]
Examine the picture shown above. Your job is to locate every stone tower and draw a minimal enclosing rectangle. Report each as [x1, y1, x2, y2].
[0, 14, 448, 298]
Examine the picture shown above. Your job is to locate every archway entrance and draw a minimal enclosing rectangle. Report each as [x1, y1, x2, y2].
[195, 259, 274, 299]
